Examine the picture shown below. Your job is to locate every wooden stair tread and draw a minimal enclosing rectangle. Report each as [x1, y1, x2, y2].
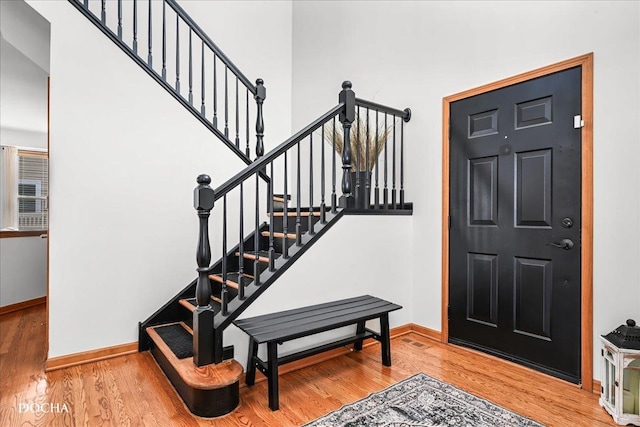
[268, 211, 321, 217]
[261, 231, 298, 239]
[147, 323, 243, 390]
[208, 272, 253, 289]
[272, 196, 286, 203]
[179, 296, 221, 312]
[235, 250, 281, 263]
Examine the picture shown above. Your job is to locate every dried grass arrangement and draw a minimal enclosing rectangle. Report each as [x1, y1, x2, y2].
[324, 115, 392, 172]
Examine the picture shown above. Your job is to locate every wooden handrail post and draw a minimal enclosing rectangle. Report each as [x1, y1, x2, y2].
[339, 81, 355, 208]
[193, 174, 215, 366]
[255, 78, 266, 158]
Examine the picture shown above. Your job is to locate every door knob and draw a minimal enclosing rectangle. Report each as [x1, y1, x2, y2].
[548, 239, 574, 250]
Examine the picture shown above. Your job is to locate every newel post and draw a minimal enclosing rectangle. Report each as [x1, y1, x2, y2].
[193, 174, 215, 366]
[255, 78, 266, 158]
[339, 81, 355, 208]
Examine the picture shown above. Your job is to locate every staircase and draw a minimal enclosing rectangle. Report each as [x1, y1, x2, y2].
[70, 0, 412, 418]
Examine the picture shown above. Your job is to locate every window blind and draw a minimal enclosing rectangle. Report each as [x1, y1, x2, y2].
[17, 150, 48, 231]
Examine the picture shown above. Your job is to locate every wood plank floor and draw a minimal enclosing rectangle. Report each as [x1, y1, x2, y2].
[1, 305, 614, 426]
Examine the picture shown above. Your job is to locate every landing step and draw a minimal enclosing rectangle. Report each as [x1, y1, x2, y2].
[208, 272, 253, 290]
[152, 322, 194, 359]
[261, 231, 298, 239]
[236, 250, 281, 263]
[146, 323, 243, 417]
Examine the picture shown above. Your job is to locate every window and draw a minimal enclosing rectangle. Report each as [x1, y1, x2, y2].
[17, 151, 48, 231]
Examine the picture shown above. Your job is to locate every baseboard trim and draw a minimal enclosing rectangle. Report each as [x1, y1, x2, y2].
[409, 323, 443, 341]
[46, 342, 138, 372]
[0, 296, 46, 316]
[593, 379, 601, 394]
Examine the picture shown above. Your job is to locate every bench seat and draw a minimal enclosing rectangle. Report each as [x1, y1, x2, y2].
[233, 295, 402, 410]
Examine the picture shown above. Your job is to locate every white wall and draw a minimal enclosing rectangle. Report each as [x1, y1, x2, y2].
[0, 235, 47, 306]
[292, 0, 640, 380]
[24, 0, 292, 358]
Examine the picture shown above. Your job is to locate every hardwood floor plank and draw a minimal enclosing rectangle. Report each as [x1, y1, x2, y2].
[0, 305, 614, 427]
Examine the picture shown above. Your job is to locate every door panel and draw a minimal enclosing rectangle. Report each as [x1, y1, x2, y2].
[449, 66, 582, 383]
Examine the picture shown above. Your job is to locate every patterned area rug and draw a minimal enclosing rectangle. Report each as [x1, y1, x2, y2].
[304, 373, 545, 427]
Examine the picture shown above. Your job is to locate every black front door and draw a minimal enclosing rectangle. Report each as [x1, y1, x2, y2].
[448, 67, 582, 383]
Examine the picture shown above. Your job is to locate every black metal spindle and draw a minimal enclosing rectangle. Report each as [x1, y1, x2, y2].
[101, 0, 106, 24]
[254, 173, 260, 285]
[188, 30, 193, 105]
[400, 118, 405, 209]
[355, 106, 361, 207]
[331, 117, 337, 213]
[255, 79, 266, 158]
[212, 55, 217, 127]
[383, 112, 388, 208]
[117, 0, 122, 39]
[238, 183, 245, 300]
[268, 161, 275, 271]
[282, 152, 289, 258]
[161, 1, 166, 79]
[365, 107, 370, 209]
[296, 142, 302, 246]
[133, 0, 138, 54]
[309, 134, 315, 235]
[235, 78, 240, 148]
[391, 115, 397, 209]
[84, 0, 88, 9]
[175, 15, 180, 92]
[221, 195, 228, 315]
[245, 89, 250, 157]
[320, 124, 326, 223]
[339, 81, 355, 208]
[200, 41, 205, 115]
[224, 67, 229, 138]
[374, 111, 380, 208]
[147, 0, 152, 67]
[193, 174, 214, 367]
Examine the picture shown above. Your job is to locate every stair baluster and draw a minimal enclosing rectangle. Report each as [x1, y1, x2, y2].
[221, 195, 228, 315]
[254, 174, 260, 285]
[374, 110, 380, 208]
[200, 41, 205, 116]
[383, 113, 388, 208]
[238, 183, 245, 299]
[339, 81, 355, 208]
[255, 79, 266, 158]
[175, 15, 180, 92]
[245, 89, 250, 157]
[309, 134, 315, 235]
[224, 67, 229, 138]
[235, 78, 240, 148]
[188, 30, 193, 105]
[365, 107, 370, 208]
[296, 141, 302, 246]
[147, 0, 152, 67]
[282, 152, 289, 259]
[193, 174, 215, 366]
[320, 125, 327, 224]
[133, 0, 138, 54]
[391, 115, 396, 208]
[101, 0, 106, 24]
[331, 117, 337, 213]
[400, 117, 405, 209]
[268, 162, 276, 271]
[161, 1, 166, 79]
[117, 0, 122, 39]
[355, 105, 361, 207]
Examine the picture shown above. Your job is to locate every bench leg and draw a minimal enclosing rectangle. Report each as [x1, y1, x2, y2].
[267, 342, 279, 411]
[245, 337, 258, 386]
[354, 320, 366, 351]
[380, 313, 391, 366]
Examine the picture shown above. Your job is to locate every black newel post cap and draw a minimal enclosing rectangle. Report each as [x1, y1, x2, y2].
[256, 78, 266, 99]
[602, 318, 640, 350]
[342, 80, 352, 90]
[194, 174, 215, 211]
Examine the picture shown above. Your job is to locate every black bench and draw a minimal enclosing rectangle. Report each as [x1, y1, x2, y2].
[233, 295, 402, 410]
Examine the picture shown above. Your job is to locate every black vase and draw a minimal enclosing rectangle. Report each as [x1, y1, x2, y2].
[350, 171, 371, 208]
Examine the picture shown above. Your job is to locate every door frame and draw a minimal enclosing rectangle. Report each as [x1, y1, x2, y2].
[441, 53, 594, 391]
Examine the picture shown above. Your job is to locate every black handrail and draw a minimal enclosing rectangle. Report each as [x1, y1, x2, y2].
[164, 0, 255, 93]
[355, 98, 411, 122]
[213, 103, 345, 200]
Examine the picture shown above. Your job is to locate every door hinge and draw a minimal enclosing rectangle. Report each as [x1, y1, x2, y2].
[574, 115, 584, 128]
